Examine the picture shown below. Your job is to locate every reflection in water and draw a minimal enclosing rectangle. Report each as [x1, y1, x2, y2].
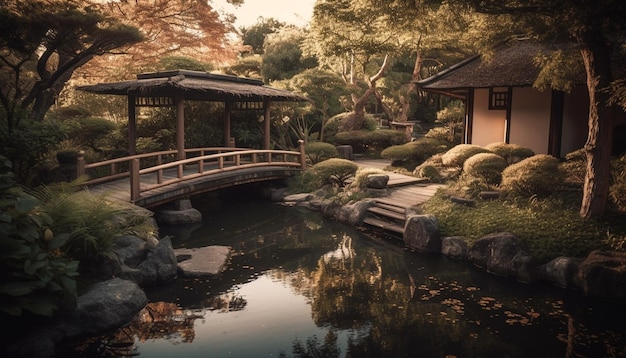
[62, 198, 625, 358]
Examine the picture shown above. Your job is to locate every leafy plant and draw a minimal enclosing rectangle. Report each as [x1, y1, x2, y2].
[0, 156, 79, 317]
[441, 144, 492, 167]
[305, 141, 339, 165]
[609, 153, 626, 211]
[500, 154, 564, 198]
[484, 142, 535, 165]
[463, 152, 508, 185]
[310, 158, 359, 188]
[32, 181, 156, 272]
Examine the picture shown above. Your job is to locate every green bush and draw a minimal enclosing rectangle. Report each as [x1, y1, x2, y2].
[463, 152, 509, 185]
[559, 148, 586, 183]
[381, 137, 448, 163]
[31, 180, 156, 278]
[0, 156, 79, 317]
[332, 129, 407, 154]
[310, 158, 359, 187]
[304, 141, 339, 165]
[441, 144, 491, 167]
[413, 153, 454, 182]
[610, 153, 626, 211]
[415, 164, 442, 182]
[324, 112, 378, 140]
[500, 154, 564, 197]
[485, 142, 535, 164]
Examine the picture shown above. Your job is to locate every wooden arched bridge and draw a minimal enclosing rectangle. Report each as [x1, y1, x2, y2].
[79, 142, 305, 208]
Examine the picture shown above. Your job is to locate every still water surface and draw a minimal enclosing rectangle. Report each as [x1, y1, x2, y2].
[69, 192, 625, 357]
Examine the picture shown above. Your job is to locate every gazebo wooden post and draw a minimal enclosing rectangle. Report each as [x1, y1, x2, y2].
[224, 101, 232, 147]
[175, 93, 185, 161]
[263, 99, 271, 150]
[128, 95, 137, 156]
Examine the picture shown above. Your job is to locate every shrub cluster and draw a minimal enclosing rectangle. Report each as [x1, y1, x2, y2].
[500, 154, 564, 197]
[484, 142, 535, 164]
[440, 144, 491, 167]
[380, 137, 448, 164]
[463, 152, 509, 185]
[310, 158, 359, 187]
[332, 129, 407, 154]
[304, 141, 339, 165]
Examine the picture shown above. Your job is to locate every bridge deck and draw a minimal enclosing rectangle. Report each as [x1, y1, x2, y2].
[88, 163, 299, 208]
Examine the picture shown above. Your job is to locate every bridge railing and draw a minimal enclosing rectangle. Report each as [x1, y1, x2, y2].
[77, 140, 306, 201]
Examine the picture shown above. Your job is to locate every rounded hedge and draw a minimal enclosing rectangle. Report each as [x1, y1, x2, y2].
[311, 158, 359, 187]
[484, 142, 535, 164]
[381, 137, 447, 163]
[304, 141, 339, 165]
[441, 144, 491, 167]
[463, 152, 508, 184]
[500, 154, 564, 197]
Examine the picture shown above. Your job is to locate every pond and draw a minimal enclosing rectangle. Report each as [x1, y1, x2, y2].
[61, 188, 625, 357]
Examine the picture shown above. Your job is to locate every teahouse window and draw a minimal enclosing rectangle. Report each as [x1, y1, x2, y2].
[489, 88, 509, 110]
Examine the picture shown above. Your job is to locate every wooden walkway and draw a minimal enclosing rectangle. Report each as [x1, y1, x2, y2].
[354, 158, 446, 237]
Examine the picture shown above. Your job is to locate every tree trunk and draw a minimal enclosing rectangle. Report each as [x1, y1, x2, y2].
[397, 48, 423, 122]
[343, 55, 390, 131]
[576, 28, 615, 219]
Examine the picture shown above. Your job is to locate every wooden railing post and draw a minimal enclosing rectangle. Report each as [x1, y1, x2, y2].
[130, 158, 140, 201]
[76, 150, 85, 178]
[298, 140, 306, 168]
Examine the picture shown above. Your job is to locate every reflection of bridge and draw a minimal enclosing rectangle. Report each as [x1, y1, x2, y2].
[79, 144, 305, 208]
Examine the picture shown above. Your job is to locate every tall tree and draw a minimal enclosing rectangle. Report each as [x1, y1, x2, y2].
[240, 17, 285, 55]
[453, 0, 626, 219]
[0, 0, 143, 125]
[261, 27, 318, 83]
[75, 0, 240, 81]
[307, 0, 399, 130]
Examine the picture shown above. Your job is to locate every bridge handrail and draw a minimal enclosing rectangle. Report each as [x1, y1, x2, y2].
[77, 147, 273, 185]
[78, 141, 306, 202]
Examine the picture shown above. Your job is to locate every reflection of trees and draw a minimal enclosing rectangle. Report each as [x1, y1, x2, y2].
[204, 292, 247, 312]
[279, 330, 341, 358]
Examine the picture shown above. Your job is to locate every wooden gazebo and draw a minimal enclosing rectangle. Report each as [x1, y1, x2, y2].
[78, 70, 309, 159]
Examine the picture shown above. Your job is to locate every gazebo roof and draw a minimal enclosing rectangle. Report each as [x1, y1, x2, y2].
[77, 70, 310, 103]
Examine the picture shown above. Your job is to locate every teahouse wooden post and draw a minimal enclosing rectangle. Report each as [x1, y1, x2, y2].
[175, 93, 185, 161]
[224, 101, 232, 147]
[263, 99, 271, 150]
[128, 95, 137, 156]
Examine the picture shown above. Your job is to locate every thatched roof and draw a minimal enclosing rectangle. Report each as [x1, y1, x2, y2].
[78, 70, 310, 103]
[417, 38, 580, 94]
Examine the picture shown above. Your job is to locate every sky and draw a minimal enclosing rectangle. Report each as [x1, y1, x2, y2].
[212, 0, 316, 28]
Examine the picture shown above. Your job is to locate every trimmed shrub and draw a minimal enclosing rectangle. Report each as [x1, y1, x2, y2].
[559, 148, 586, 184]
[311, 158, 359, 187]
[381, 137, 448, 163]
[500, 154, 564, 197]
[441, 144, 492, 167]
[332, 129, 407, 153]
[610, 153, 626, 211]
[416, 165, 443, 182]
[485, 142, 535, 164]
[463, 153, 509, 184]
[304, 141, 339, 165]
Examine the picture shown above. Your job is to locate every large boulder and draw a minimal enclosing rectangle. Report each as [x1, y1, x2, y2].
[578, 250, 626, 299]
[4, 278, 147, 358]
[365, 174, 389, 189]
[467, 232, 538, 282]
[336, 199, 376, 225]
[137, 236, 178, 286]
[403, 214, 441, 253]
[539, 256, 583, 290]
[441, 236, 468, 260]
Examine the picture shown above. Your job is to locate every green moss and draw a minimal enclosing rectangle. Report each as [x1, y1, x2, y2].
[500, 154, 564, 197]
